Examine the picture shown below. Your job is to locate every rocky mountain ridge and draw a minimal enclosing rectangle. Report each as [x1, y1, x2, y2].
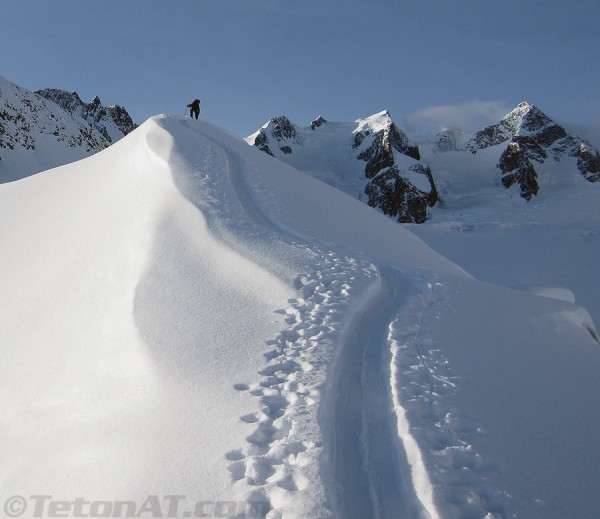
[0, 77, 137, 182]
[36, 88, 137, 145]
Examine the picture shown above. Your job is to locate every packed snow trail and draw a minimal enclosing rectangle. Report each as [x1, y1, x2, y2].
[322, 269, 429, 519]
[152, 117, 445, 518]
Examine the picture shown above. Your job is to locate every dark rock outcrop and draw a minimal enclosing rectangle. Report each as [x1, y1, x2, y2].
[352, 113, 435, 223]
[573, 141, 600, 182]
[310, 116, 327, 130]
[498, 142, 539, 200]
[248, 116, 299, 157]
[364, 163, 438, 223]
[354, 113, 420, 164]
[252, 129, 274, 157]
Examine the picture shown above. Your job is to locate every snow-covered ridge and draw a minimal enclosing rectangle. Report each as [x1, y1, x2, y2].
[0, 77, 136, 182]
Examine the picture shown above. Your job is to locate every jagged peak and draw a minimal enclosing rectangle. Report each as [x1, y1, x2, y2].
[35, 87, 137, 143]
[268, 115, 293, 125]
[264, 116, 297, 141]
[311, 116, 327, 130]
[501, 102, 556, 135]
[36, 88, 84, 105]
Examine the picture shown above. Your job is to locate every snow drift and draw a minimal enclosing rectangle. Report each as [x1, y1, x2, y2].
[1, 115, 599, 519]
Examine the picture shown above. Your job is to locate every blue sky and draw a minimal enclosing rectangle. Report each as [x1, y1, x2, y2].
[2, 0, 599, 140]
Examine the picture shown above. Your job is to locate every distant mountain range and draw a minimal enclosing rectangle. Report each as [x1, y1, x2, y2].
[0, 76, 136, 181]
[248, 103, 600, 222]
[2, 76, 598, 224]
[246, 111, 438, 223]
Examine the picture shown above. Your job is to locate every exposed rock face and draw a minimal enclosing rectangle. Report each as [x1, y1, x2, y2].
[36, 88, 137, 143]
[252, 129, 274, 157]
[364, 163, 438, 223]
[498, 142, 539, 200]
[354, 114, 420, 163]
[576, 142, 600, 182]
[310, 116, 327, 130]
[247, 110, 438, 223]
[463, 102, 600, 199]
[269, 116, 297, 141]
[352, 112, 436, 223]
[248, 116, 299, 157]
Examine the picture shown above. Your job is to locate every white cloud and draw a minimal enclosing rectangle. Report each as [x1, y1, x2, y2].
[402, 100, 513, 136]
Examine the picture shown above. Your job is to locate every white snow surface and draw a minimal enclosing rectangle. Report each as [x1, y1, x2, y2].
[1, 115, 600, 519]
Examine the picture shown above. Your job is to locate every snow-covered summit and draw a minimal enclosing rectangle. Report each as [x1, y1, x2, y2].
[247, 111, 437, 223]
[465, 101, 567, 151]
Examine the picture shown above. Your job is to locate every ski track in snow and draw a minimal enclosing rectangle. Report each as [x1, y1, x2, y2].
[321, 268, 429, 519]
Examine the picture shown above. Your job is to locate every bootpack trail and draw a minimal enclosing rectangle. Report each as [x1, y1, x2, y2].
[169, 117, 430, 518]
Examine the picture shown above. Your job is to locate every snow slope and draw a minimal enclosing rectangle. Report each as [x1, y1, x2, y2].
[411, 136, 600, 327]
[1, 115, 600, 519]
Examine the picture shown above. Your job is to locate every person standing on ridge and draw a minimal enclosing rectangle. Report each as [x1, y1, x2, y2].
[187, 99, 201, 119]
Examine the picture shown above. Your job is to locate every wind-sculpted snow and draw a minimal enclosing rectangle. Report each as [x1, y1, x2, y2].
[145, 116, 462, 517]
[2, 114, 600, 519]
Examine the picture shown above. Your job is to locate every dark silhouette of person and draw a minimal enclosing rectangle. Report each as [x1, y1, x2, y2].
[187, 99, 201, 119]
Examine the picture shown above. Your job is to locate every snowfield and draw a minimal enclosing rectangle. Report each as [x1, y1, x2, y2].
[1, 116, 600, 519]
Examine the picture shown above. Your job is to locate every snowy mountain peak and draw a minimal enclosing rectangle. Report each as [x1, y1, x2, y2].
[247, 111, 437, 223]
[354, 109, 394, 133]
[501, 101, 559, 139]
[441, 102, 600, 199]
[353, 109, 420, 161]
[466, 101, 566, 153]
